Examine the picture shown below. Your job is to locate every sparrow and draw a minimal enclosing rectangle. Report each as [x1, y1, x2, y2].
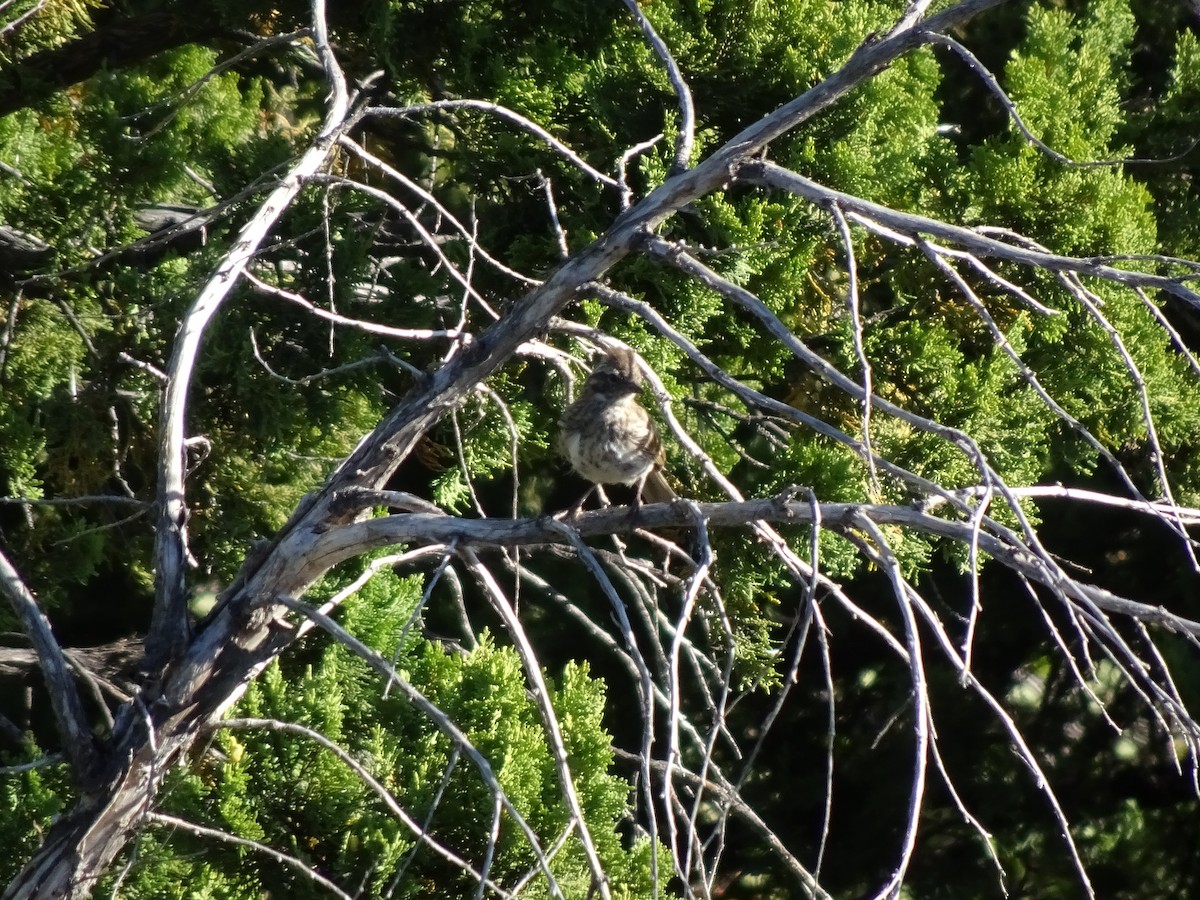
[558, 347, 675, 513]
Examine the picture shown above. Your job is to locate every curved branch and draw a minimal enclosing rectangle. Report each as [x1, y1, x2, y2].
[274, 595, 567, 899]
[0, 549, 99, 789]
[364, 100, 621, 190]
[613, 748, 834, 900]
[147, 812, 352, 899]
[146, 7, 350, 669]
[219, 718, 514, 896]
[460, 549, 612, 899]
[620, 0, 695, 174]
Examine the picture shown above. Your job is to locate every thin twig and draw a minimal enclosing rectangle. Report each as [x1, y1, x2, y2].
[275, 595, 566, 899]
[148, 812, 353, 899]
[219, 718, 513, 896]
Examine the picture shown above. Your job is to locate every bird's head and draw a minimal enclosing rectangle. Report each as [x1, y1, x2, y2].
[587, 347, 644, 397]
[588, 348, 643, 388]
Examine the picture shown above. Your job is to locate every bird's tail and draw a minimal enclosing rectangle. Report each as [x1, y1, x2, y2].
[641, 468, 676, 504]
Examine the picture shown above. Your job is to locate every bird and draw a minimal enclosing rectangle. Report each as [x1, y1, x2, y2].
[558, 346, 675, 515]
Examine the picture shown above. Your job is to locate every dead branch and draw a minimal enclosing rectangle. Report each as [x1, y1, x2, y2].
[146, 1, 351, 669]
[0, 550, 99, 789]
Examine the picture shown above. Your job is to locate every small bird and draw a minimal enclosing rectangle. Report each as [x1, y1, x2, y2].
[558, 347, 675, 514]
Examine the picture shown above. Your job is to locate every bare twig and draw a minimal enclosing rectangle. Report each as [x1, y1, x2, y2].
[364, 100, 620, 190]
[829, 202, 878, 490]
[461, 547, 613, 899]
[275, 595, 566, 899]
[219, 717, 513, 896]
[148, 812, 353, 899]
[928, 32, 1200, 168]
[740, 160, 1200, 308]
[613, 748, 834, 900]
[0, 0, 43, 37]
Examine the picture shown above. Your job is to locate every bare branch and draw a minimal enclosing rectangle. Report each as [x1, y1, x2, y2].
[620, 0, 695, 173]
[0, 754, 64, 776]
[0, 550, 99, 788]
[617, 133, 664, 210]
[928, 32, 1200, 168]
[337, 136, 542, 287]
[829, 202, 877, 489]
[302, 497, 1200, 638]
[540, 519, 665, 890]
[851, 517, 930, 900]
[613, 748, 834, 900]
[364, 100, 621, 190]
[0, 496, 146, 508]
[460, 548, 612, 899]
[146, 0, 352, 668]
[0, 0, 43, 37]
[740, 159, 1200, 308]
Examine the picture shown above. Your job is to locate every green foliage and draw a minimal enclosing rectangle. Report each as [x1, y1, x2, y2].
[99, 567, 654, 897]
[1147, 28, 1200, 255]
[0, 749, 71, 886]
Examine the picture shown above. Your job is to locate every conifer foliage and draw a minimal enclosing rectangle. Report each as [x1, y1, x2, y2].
[3, 0, 1200, 897]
